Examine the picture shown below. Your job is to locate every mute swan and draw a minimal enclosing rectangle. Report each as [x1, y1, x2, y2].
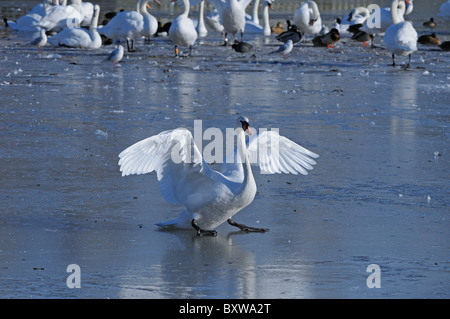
[40, 0, 84, 32]
[293, 1, 322, 36]
[384, 0, 417, 68]
[29, 28, 47, 52]
[335, 6, 370, 38]
[99, 0, 155, 52]
[118, 117, 319, 235]
[4, 0, 51, 32]
[245, 0, 273, 36]
[48, 4, 101, 49]
[106, 45, 124, 68]
[196, 0, 208, 37]
[312, 28, 340, 48]
[438, 1, 450, 20]
[270, 39, 293, 58]
[169, 0, 198, 56]
[208, 0, 253, 45]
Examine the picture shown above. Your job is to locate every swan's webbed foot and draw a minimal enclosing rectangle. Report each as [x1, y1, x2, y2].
[227, 218, 269, 233]
[192, 219, 217, 237]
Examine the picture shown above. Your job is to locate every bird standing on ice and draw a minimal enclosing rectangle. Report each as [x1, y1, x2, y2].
[384, 0, 417, 68]
[29, 28, 47, 52]
[118, 117, 319, 236]
[270, 39, 294, 58]
[107, 45, 124, 68]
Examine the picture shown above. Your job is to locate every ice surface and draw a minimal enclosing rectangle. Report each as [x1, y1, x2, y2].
[0, 0, 448, 299]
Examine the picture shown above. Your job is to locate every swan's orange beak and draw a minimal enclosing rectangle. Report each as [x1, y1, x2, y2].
[146, 3, 151, 9]
[405, 0, 411, 4]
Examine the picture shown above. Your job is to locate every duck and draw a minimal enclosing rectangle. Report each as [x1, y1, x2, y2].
[118, 117, 319, 235]
[231, 40, 253, 53]
[99, 0, 155, 52]
[439, 41, 450, 51]
[351, 30, 373, 46]
[384, 0, 417, 68]
[106, 45, 124, 68]
[168, 0, 198, 56]
[422, 17, 436, 29]
[276, 20, 302, 44]
[293, 1, 322, 36]
[312, 28, 340, 48]
[48, 4, 101, 49]
[270, 39, 293, 58]
[271, 21, 284, 35]
[417, 33, 440, 45]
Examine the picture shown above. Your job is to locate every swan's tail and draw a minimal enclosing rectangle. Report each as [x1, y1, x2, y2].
[156, 210, 193, 230]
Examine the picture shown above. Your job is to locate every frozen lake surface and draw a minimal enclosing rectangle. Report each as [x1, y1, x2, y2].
[0, 0, 449, 298]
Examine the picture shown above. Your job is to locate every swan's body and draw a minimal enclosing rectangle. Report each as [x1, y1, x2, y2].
[438, 1, 450, 20]
[384, 0, 417, 67]
[4, 0, 50, 32]
[168, 0, 198, 56]
[40, 0, 84, 32]
[335, 6, 370, 38]
[48, 4, 101, 49]
[270, 39, 293, 58]
[118, 117, 319, 234]
[99, 0, 154, 52]
[293, 1, 322, 36]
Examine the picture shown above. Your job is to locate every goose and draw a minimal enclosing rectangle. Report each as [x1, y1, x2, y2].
[422, 17, 436, 29]
[48, 4, 101, 49]
[39, 0, 84, 32]
[270, 39, 293, 58]
[244, 0, 273, 36]
[293, 1, 322, 36]
[28, 28, 47, 52]
[118, 117, 319, 235]
[438, 1, 450, 20]
[384, 0, 417, 68]
[276, 20, 302, 44]
[312, 28, 340, 48]
[106, 45, 124, 68]
[208, 0, 254, 45]
[418, 33, 440, 45]
[99, 0, 155, 52]
[168, 0, 198, 56]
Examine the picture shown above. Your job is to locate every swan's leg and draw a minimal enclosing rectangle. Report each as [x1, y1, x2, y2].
[227, 218, 269, 233]
[223, 32, 229, 46]
[406, 53, 412, 68]
[126, 39, 132, 52]
[188, 45, 193, 56]
[191, 219, 217, 237]
[391, 54, 396, 67]
[174, 45, 179, 57]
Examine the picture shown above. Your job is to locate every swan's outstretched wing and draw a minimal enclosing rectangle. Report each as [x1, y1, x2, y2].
[247, 130, 319, 175]
[118, 128, 216, 205]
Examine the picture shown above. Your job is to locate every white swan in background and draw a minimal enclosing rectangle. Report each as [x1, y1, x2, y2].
[384, 0, 417, 67]
[40, 0, 84, 32]
[245, 0, 273, 36]
[48, 4, 101, 48]
[99, 0, 154, 51]
[438, 0, 450, 20]
[169, 0, 198, 56]
[293, 1, 322, 36]
[208, 0, 253, 45]
[205, 9, 224, 34]
[404, 0, 413, 16]
[196, 0, 208, 37]
[118, 117, 319, 235]
[4, 0, 51, 32]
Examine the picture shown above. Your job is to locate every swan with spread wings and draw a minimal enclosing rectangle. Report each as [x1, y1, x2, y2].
[118, 117, 319, 236]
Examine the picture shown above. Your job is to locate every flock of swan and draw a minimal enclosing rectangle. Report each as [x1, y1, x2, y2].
[3, 0, 450, 66]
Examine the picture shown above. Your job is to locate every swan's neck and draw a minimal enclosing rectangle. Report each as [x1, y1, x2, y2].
[391, 0, 401, 24]
[182, 0, 190, 18]
[309, 1, 320, 20]
[252, 0, 260, 25]
[90, 6, 99, 31]
[139, 0, 151, 18]
[263, 1, 270, 35]
[198, 0, 205, 24]
[236, 129, 253, 189]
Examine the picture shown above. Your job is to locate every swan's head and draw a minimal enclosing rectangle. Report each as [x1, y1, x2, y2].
[236, 116, 253, 135]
